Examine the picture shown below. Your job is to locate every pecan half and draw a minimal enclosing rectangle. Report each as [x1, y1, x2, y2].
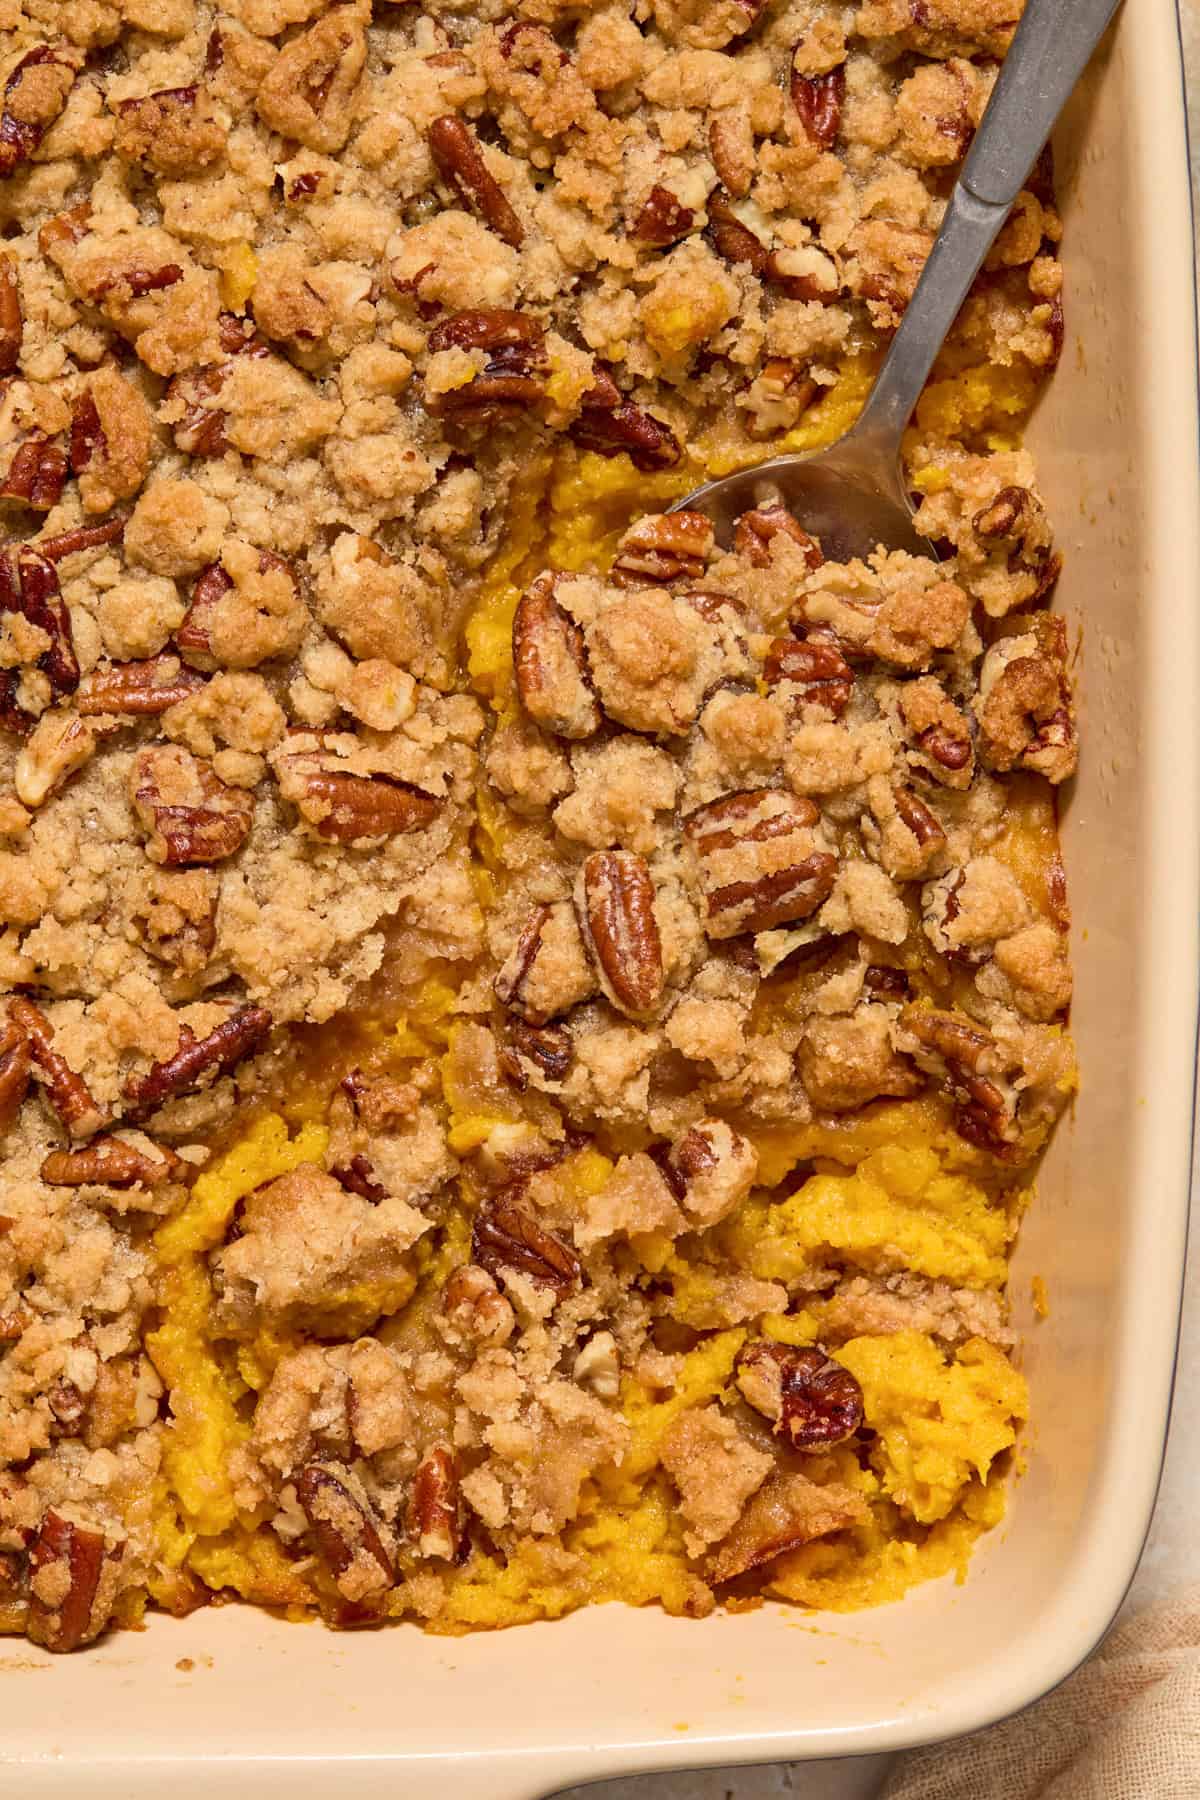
[611, 511, 714, 587]
[473, 1196, 581, 1295]
[26, 1511, 112, 1653]
[632, 184, 694, 248]
[429, 115, 523, 248]
[131, 745, 254, 867]
[893, 783, 946, 849]
[77, 654, 206, 718]
[685, 789, 837, 939]
[425, 309, 547, 418]
[763, 636, 853, 716]
[1, 437, 68, 510]
[494, 904, 552, 1020]
[122, 1005, 272, 1123]
[570, 368, 681, 472]
[791, 62, 845, 149]
[0, 47, 79, 178]
[296, 1464, 394, 1592]
[37, 515, 127, 563]
[0, 548, 78, 734]
[575, 849, 664, 1019]
[0, 1014, 31, 1126]
[9, 997, 106, 1138]
[512, 574, 600, 739]
[275, 741, 441, 845]
[708, 112, 755, 198]
[41, 1134, 183, 1189]
[733, 505, 823, 570]
[0, 251, 21, 376]
[409, 1446, 462, 1560]
[735, 1340, 864, 1448]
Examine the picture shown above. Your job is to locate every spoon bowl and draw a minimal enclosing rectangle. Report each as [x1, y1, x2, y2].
[675, 444, 931, 562]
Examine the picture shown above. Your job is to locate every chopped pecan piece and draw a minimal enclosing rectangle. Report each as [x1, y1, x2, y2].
[339, 1070, 421, 1129]
[973, 484, 1033, 540]
[512, 575, 600, 739]
[122, 1005, 272, 1123]
[9, 997, 106, 1138]
[296, 1464, 394, 1593]
[575, 849, 664, 1020]
[69, 392, 102, 474]
[255, 9, 367, 155]
[791, 61, 845, 148]
[275, 742, 441, 845]
[611, 511, 714, 587]
[0, 1015, 31, 1126]
[708, 1472, 865, 1583]
[409, 1446, 462, 1560]
[77, 655, 206, 718]
[977, 613, 1076, 784]
[1, 437, 68, 510]
[90, 263, 184, 305]
[735, 1341, 864, 1448]
[41, 1134, 183, 1189]
[742, 357, 820, 439]
[493, 901, 594, 1026]
[165, 316, 270, 460]
[500, 1019, 573, 1087]
[114, 85, 224, 178]
[425, 309, 547, 418]
[632, 184, 694, 248]
[863, 963, 910, 1000]
[37, 200, 91, 261]
[441, 1264, 515, 1344]
[175, 562, 231, 668]
[706, 193, 768, 276]
[733, 505, 822, 570]
[0, 251, 21, 376]
[0, 548, 78, 734]
[429, 115, 523, 248]
[899, 1004, 1020, 1158]
[652, 1117, 757, 1226]
[570, 368, 681, 472]
[330, 1154, 387, 1203]
[685, 789, 837, 939]
[0, 47, 79, 178]
[14, 710, 94, 807]
[132, 745, 254, 867]
[763, 636, 853, 715]
[26, 1511, 113, 1653]
[473, 1196, 581, 1295]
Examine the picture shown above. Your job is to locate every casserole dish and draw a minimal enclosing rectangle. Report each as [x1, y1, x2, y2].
[2, 0, 1197, 1789]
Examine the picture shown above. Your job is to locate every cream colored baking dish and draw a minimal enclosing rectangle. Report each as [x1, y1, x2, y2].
[4, 0, 1197, 1790]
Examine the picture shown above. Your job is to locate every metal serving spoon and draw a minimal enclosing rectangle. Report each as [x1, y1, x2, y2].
[674, 0, 1122, 560]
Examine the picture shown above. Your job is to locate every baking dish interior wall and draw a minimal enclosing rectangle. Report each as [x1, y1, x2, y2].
[5, 13, 1195, 1796]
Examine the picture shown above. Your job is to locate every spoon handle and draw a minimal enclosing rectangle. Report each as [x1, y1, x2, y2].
[847, 0, 1122, 469]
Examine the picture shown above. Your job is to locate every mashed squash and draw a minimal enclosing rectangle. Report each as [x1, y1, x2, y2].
[147, 349, 1044, 1635]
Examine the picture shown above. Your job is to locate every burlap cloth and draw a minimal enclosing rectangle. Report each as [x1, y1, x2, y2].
[880, 1587, 1200, 1799]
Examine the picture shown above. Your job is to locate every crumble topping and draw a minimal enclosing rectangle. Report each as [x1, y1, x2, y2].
[0, 0, 1073, 1649]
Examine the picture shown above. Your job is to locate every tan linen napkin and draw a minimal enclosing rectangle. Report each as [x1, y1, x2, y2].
[881, 1586, 1200, 1800]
